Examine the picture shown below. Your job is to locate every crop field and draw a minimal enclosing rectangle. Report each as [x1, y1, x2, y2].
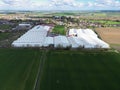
[0, 48, 120, 90]
[90, 20, 120, 25]
[40, 50, 120, 90]
[95, 27, 120, 44]
[50, 12, 76, 16]
[95, 27, 120, 50]
[0, 48, 41, 90]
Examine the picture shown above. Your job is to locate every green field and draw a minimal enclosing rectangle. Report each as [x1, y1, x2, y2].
[51, 12, 76, 16]
[0, 33, 10, 40]
[0, 49, 120, 90]
[52, 25, 65, 35]
[90, 20, 120, 25]
[0, 24, 12, 30]
[40, 50, 120, 90]
[0, 48, 41, 90]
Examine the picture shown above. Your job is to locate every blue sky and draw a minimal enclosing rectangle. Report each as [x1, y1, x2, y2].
[0, 0, 120, 10]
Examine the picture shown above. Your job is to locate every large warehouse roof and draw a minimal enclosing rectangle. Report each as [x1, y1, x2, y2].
[43, 37, 54, 47]
[54, 36, 70, 48]
[68, 29, 109, 48]
[12, 25, 49, 47]
[12, 25, 109, 49]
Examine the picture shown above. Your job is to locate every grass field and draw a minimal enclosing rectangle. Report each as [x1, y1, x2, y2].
[0, 24, 12, 30]
[0, 33, 10, 40]
[0, 48, 120, 90]
[51, 12, 76, 16]
[91, 20, 120, 25]
[52, 25, 65, 35]
[0, 48, 41, 90]
[40, 50, 120, 90]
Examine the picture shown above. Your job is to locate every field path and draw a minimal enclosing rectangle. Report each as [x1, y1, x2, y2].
[33, 49, 48, 90]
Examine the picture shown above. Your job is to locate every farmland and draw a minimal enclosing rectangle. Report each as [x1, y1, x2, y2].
[0, 48, 120, 90]
[40, 50, 120, 90]
[0, 48, 41, 90]
[90, 20, 120, 25]
[0, 10, 120, 90]
[95, 27, 120, 50]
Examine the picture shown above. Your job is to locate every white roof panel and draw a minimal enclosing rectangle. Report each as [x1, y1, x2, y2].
[43, 37, 54, 47]
[54, 36, 70, 48]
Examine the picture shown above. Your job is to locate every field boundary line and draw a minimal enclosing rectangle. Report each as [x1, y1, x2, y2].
[33, 49, 48, 90]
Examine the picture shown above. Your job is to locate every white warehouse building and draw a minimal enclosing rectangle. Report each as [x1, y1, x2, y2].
[12, 25, 109, 49]
[68, 29, 109, 48]
[12, 25, 50, 47]
[54, 36, 71, 48]
[43, 37, 54, 47]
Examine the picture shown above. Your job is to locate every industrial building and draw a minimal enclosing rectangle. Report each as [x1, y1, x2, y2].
[12, 25, 109, 49]
[68, 29, 109, 48]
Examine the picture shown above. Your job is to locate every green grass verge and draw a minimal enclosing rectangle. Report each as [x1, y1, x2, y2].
[41, 50, 120, 90]
[52, 25, 65, 35]
[0, 48, 41, 90]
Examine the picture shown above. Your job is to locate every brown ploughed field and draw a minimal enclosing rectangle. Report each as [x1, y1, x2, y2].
[95, 27, 120, 51]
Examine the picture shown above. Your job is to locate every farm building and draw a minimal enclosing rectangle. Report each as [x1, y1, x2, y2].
[12, 25, 49, 47]
[68, 29, 109, 48]
[43, 37, 54, 47]
[67, 37, 79, 48]
[13, 23, 32, 31]
[12, 25, 109, 49]
[18, 24, 31, 27]
[54, 36, 71, 48]
[68, 37, 93, 48]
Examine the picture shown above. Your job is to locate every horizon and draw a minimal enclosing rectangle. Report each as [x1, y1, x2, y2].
[0, 0, 120, 11]
[0, 10, 120, 13]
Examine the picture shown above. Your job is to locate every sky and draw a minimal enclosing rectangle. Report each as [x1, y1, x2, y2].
[0, 0, 120, 10]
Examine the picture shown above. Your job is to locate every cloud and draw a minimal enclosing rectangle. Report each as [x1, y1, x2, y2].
[0, 0, 120, 10]
[0, 0, 33, 10]
[53, 0, 84, 7]
[1, 0, 30, 5]
[2, 0, 14, 5]
[49, 0, 120, 10]
[95, 0, 120, 7]
[51, 0, 75, 6]
[49, 0, 86, 10]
